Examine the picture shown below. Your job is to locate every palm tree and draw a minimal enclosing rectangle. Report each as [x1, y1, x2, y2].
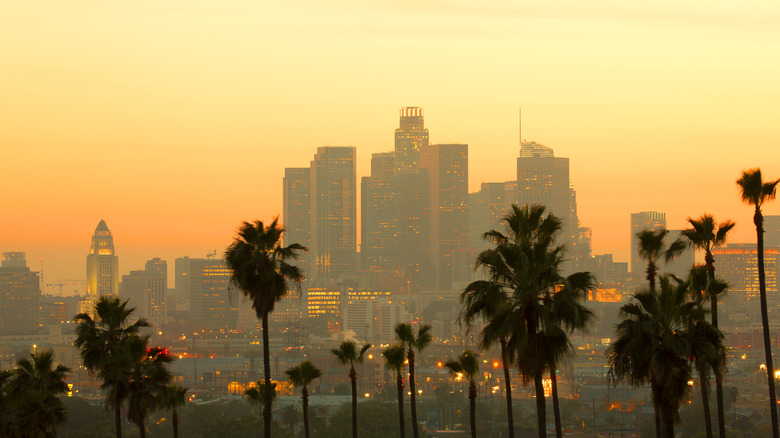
[608, 276, 698, 438]
[159, 384, 188, 438]
[125, 338, 173, 438]
[383, 345, 407, 438]
[74, 296, 149, 438]
[636, 228, 687, 293]
[473, 204, 594, 438]
[681, 214, 735, 438]
[737, 168, 780, 438]
[0, 370, 11, 436]
[332, 340, 372, 438]
[245, 379, 277, 417]
[394, 323, 431, 438]
[225, 218, 306, 438]
[459, 280, 516, 438]
[5, 349, 70, 438]
[285, 360, 322, 438]
[445, 350, 480, 438]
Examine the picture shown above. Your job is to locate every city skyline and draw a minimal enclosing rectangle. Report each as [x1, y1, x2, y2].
[2, 1, 780, 287]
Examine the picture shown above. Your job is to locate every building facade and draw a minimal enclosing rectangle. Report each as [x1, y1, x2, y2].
[0, 252, 40, 334]
[86, 220, 119, 298]
[394, 107, 428, 175]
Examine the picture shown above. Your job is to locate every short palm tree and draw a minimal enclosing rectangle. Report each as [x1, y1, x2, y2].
[445, 350, 480, 438]
[608, 276, 699, 438]
[394, 323, 431, 438]
[74, 296, 149, 438]
[383, 344, 407, 438]
[285, 360, 322, 438]
[636, 228, 687, 293]
[125, 338, 173, 438]
[245, 379, 277, 416]
[5, 349, 70, 438]
[225, 218, 306, 438]
[159, 384, 188, 438]
[737, 168, 780, 438]
[332, 340, 372, 438]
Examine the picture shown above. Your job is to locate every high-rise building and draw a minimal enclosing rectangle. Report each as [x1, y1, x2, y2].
[394, 107, 429, 175]
[86, 220, 119, 298]
[713, 244, 779, 326]
[630, 212, 667, 277]
[310, 146, 357, 284]
[174, 256, 193, 312]
[283, 167, 312, 277]
[188, 258, 237, 331]
[120, 258, 167, 326]
[0, 252, 40, 334]
[420, 143, 469, 289]
[468, 183, 506, 253]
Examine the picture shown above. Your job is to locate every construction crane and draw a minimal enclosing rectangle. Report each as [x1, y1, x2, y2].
[45, 279, 86, 296]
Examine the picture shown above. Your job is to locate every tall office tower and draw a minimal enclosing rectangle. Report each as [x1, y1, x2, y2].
[174, 256, 193, 312]
[120, 259, 167, 326]
[394, 107, 429, 175]
[188, 258, 237, 331]
[0, 252, 40, 334]
[468, 182, 507, 253]
[420, 143, 469, 289]
[516, 142, 580, 269]
[630, 212, 667, 277]
[713, 244, 780, 325]
[86, 220, 119, 298]
[397, 172, 433, 292]
[361, 152, 402, 291]
[310, 146, 357, 285]
[283, 167, 312, 277]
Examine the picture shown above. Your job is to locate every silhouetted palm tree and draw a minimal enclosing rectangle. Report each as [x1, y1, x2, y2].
[74, 296, 149, 438]
[332, 340, 372, 438]
[285, 360, 322, 438]
[225, 218, 306, 438]
[445, 350, 480, 438]
[394, 323, 431, 438]
[383, 345, 407, 438]
[737, 168, 780, 438]
[681, 214, 734, 438]
[245, 379, 277, 418]
[160, 384, 188, 438]
[459, 280, 516, 438]
[125, 338, 173, 438]
[636, 228, 687, 293]
[5, 349, 70, 438]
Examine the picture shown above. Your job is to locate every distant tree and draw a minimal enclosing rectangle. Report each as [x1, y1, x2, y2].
[285, 361, 322, 438]
[332, 340, 372, 438]
[159, 384, 188, 438]
[125, 338, 173, 438]
[225, 218, 306, 438]
[245, 380, 277, 419]
[737, 168, 780, 438]
[383, 345, 407, 438]
[394, 323, 432, 438]
[445, 350, 480, 438]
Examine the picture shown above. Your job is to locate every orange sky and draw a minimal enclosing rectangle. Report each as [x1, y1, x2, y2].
[2, 1, 779, 293]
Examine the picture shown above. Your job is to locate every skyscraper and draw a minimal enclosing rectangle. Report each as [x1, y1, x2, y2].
[629, 211, 667, 277]
[0, 252, 40, 334]
[120, 259, 167, 326]
[86, 219, 119, 298]
[310, 146, 357, 284]
[283, 167, 312, 277]
[468, 182, 506, 254]
[394, 107, 429, 175]
[420, 143, 469, 289]
[188, 258, 237, 331]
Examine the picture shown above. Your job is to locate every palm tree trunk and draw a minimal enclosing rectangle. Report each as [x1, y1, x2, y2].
[138, 418, 146, 438]
[550, 363, 562, 438]
[262, 313, 273, 438]
[647, 261, 657, 293]
[534, 371, 546, 438]
[699, 365, 713, 438]
[350, 367, 358, 438]
[115, 398, 122, 438]
[396, 372, 406, 438]
[663, 409, 674, 438]
[654, 399, 662, 438]
[755, 209, 780, 438]
[173, 407, 179, 438]
[500, 339, 515, 438]
[303, 386, 310, 438]
[469, 382, 477, 438]
[408, 350, 419, 438]
[706, 253, 727, 438]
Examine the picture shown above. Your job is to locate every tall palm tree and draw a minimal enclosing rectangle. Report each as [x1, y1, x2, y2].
[332, 340, 372, 438]
[383, 345, 407, 438]
[159, 384, 188, 438]
[737, 168, 780, 438]
[473, 204, 594, 438]
[459, 280, 516, 438]
[608, 276, 700, 438]
[5, 349, 70, 438]
[394, 323, 432, 438]
[285, 360, 322, 438]
[225, 218, 306, 438]
[125, 338, 173, 438]
[636, 228, 687, 293]
[74, 296, 149, 438]
[445, 350, 480, 438]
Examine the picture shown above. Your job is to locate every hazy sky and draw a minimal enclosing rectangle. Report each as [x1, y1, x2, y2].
[2, 0, 779, 292]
